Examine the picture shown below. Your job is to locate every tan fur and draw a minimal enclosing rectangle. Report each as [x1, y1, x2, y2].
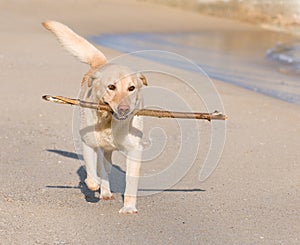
[42, 21, 107, 68]
[43, 21, 147, 214]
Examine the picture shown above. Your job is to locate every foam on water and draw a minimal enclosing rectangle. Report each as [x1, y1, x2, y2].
[267, 42, 300, 74]
[91, 31, 300, 105]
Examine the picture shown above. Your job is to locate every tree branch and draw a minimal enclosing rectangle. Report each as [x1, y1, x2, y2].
[42, 95, 227, 121]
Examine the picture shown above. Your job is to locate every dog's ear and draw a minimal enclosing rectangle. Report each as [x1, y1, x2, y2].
[42, 21, 107, 69]
[139, 73, 148, 86]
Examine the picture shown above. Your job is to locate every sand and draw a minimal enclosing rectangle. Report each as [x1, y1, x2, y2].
[0, 0, 299, 244]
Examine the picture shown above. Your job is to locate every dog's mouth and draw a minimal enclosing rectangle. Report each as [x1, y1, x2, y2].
[113, 113, 127, 120]
[112, 112, 132, 120]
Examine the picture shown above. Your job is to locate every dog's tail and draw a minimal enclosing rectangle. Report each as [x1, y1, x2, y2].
[42, 21, 106, 68]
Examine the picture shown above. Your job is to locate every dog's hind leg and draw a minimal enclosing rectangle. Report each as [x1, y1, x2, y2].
[83, 142, 100, 191]
[97, 149, 113, 200]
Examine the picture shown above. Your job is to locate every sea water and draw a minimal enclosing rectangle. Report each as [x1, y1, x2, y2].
[92, 29, 300, 105]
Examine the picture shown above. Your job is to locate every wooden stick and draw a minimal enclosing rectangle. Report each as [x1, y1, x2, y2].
[42, 95, 227, 121]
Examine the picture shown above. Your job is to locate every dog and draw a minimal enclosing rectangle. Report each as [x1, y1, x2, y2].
[43, 21, 147, 214]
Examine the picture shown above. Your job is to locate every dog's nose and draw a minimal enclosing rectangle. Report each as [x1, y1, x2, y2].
[117, 104, 130, 116]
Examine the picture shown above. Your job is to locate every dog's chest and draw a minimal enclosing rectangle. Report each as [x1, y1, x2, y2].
[80, 108, 143, 151]
[79, 108, 115, 150]
[95, 128, 116, 150]
[80, 124, 117, 151]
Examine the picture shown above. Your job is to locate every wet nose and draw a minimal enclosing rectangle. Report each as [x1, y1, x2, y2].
[117, 104, 130, 116]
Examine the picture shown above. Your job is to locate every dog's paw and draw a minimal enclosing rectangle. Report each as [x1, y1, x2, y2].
[85, 177, 99, 191]
[100, 193, 114, 200]
[100, 186, 114, 200]
[119, 206, 138, 214]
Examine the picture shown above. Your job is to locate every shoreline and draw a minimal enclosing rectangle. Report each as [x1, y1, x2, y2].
[92, 30, 300, 105]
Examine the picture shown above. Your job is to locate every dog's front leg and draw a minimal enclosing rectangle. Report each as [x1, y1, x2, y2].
[97, 149, 114, 200]
[119, 149, 141, 214]
[83, 142, 101, 191]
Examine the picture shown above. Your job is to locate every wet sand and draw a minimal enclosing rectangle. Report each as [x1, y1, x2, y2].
[0, 0, 299, 244]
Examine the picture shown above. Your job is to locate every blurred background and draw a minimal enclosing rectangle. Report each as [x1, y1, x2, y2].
[141, 0, 300, 31]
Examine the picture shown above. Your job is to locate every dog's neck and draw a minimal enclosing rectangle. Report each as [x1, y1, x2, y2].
[111, 114, 140, 150]
[111, 114, 134, 135]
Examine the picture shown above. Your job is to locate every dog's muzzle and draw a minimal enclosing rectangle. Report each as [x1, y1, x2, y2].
[115, 104, 131, 120]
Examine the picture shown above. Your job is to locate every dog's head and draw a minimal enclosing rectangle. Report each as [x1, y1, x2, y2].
[91, 64, 147, 120]
[42, 21, 148, 120]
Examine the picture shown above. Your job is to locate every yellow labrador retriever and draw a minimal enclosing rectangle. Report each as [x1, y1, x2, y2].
[43, 21, 147, 214]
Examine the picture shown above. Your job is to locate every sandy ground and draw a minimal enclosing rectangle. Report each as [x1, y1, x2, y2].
[0, 0, 299, 244]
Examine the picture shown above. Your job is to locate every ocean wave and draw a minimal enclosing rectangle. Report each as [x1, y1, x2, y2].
[266, 43, 300, 74]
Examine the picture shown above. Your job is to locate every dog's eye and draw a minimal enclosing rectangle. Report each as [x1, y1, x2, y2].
[128, 86, 135, 92]
[107, 84, 116, 91]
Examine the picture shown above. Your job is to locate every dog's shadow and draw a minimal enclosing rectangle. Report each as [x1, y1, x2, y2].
[77, 166, 100, 203]
[77, 165, 126, 203]
[46, 149, 126, 203]
[46, 149, 206, 203]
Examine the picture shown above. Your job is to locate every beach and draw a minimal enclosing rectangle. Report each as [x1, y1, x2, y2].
[0, 0, 299, 244]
